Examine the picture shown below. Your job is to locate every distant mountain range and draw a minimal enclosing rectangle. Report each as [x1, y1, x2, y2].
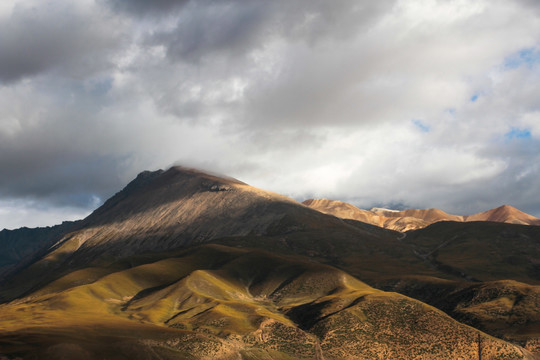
[1, 167, 539, 359]
[303, 198, 540, 231]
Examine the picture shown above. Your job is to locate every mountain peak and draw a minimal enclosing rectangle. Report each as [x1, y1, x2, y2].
[166, 166, 247, 186]
[87, 166, 246, 222]
[30, 166, 339, 267]
[465, 204, 540, 225]
[496, 204, 519, 212]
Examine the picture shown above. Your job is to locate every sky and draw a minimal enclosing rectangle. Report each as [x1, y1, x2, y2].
[1, 0, 540, 229]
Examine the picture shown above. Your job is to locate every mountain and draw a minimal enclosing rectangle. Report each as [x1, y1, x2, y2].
[464, 204, 540, 225]
[4, 166, 449, 303]
[0, 167, 412, 300]
[1, 166, 540, 359]
[303, 198, 540, 231]
[0, 220, 79, 280]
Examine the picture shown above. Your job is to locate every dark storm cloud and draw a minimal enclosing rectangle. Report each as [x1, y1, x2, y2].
[0, 105, 129, 207]
[149, 0, 396, 64]
[0, 2, 121, 83]
[106, 0, 190, 17]
[517, 0, 540, 13]
[0, 149, 124, 207]
[151, 2, 269, 63]
[140, 0, 398, 130]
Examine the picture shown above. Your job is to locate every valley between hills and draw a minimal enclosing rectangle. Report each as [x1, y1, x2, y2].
[1, 166, 540, 359]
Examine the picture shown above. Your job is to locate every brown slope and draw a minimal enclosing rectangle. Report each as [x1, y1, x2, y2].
[465, 204, 540, 225]
[381, 208, 462, 231]
[302, 198, 384, 226]
[381, 216, 430, 232]
[304, 199, 540, 231]
[378, 207, 463, 223]
[302, 199, 448, 231]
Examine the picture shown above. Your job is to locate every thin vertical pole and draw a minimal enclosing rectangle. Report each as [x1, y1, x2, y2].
[478, 333, 482, 360]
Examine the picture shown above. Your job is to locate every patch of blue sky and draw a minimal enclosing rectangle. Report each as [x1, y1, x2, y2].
[505, 127, 532, 141]
[61, 193, 100, 208]
[503, 47, 540, 70]
[412, 119, 430, 132]
[470, 94, 479, 102]
[89, 76, 113, 96]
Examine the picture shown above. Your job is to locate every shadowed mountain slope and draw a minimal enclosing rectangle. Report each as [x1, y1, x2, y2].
[375, 220, 540, 354]
[303, 198, 540, 231]
[401, 221, 540, 285]
[0, 221, 79, 280]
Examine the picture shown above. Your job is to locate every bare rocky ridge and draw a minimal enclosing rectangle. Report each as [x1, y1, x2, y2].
[41, 166, 335, 261]
[303, 198, 540, 231]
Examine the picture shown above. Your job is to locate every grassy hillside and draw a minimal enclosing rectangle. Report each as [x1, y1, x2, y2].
[1, 244, 534, 359]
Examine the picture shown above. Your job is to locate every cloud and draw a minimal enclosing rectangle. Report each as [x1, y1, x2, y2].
[128, 0, 538, 133]
[105, 0, 190, 17]
[148, 0, 397, 63]
[1, 0, 540, 228]
[0, 1, 124, 84]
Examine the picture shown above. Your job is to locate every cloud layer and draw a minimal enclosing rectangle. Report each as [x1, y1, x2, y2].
[1, 0, 540, 228]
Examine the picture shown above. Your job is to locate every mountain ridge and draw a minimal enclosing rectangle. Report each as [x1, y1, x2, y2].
[303, 198, 540, 231]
